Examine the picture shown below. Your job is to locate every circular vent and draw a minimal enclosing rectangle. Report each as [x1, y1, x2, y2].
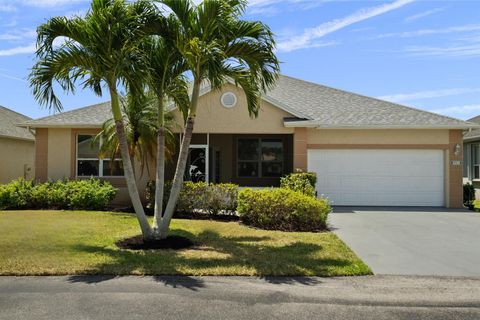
[220, 92, 237, 108]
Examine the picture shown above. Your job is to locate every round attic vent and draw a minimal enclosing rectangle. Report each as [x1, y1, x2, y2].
[220, 92, 237, 108]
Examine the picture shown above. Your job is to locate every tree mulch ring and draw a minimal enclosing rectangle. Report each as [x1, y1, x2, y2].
[115, 235, 194, 250]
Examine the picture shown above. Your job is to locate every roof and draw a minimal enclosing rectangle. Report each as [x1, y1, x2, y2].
[21, 74, 478, 130]
[464, 115, 480, 141]
[21, 102, 112, 128]
[273, 75, 476, 129]
[0, 106, 34, 141]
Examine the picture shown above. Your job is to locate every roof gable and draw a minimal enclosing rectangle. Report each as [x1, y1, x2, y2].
[0, 106, 34, 140]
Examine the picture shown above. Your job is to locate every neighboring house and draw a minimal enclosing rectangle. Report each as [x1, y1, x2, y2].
[463, 115, 480, 197]
[21, 75, 477, 208]
[0, 106, 35, 184]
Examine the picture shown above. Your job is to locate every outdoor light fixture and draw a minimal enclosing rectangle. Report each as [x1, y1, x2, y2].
[454, 143, 461, 156]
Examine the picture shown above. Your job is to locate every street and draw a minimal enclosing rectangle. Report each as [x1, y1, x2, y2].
[1, 275, 479, 320]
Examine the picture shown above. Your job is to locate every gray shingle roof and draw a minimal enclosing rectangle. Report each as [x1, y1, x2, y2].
[0, 106, 34, 140]
[22, 102, 111, 128]
[269, 75, 475, 128]
[464, 115, 480, 140]
[21, 74, 477, 129]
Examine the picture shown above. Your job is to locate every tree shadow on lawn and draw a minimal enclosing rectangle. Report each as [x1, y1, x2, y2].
[66, 228, 358, 289]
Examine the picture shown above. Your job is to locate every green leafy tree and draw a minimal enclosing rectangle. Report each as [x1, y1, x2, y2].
[155, 0, 280, 238]
[29, 0, 162, 239]
[95, 93, 180, 179]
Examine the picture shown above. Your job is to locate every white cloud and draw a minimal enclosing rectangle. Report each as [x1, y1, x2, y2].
[375, 24, 480, 39]
[18, 0, 87, 7]
[0, 43, 36, 57]
[0, 72, 26, 82]
[430, 104, 480, 118]
[277, 0, 414, 52]
[404, 7, 444, 23]
[404, 44, 480, 58]
[0, 3, 16, 12]
[378, 88, 480, 103]
[0, 29, 36, 42]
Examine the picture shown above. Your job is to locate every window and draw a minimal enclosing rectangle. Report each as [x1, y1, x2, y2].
[237, 138, 284, 178]
[473, 144, 480, 180]
[77, 134, 124, 177]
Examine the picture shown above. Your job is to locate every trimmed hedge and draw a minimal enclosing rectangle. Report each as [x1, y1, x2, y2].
[464, 183, 476, 208]
[237, 188, 331, 232]
[0, 178, 117, 211]
[280, 172, 317, 197]
[146, 181, 238, 215]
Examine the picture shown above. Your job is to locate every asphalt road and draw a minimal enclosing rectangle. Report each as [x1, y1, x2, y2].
[1, 275, 480, 320]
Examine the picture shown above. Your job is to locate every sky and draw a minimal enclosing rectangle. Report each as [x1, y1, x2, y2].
[0, 0, 480, 120]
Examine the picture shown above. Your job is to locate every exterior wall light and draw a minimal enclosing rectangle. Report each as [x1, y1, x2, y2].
[454, 143, 461, 156]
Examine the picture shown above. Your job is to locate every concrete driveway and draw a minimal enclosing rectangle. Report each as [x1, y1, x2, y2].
[329, 207, 480, 276]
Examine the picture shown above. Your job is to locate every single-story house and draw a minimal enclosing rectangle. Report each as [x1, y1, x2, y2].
[0, 106, 35, 184]
[463, 115, 480, 197]
[20, 75, 478, 208]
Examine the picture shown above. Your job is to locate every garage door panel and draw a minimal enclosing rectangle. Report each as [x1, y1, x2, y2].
[308, 149, 444, 207]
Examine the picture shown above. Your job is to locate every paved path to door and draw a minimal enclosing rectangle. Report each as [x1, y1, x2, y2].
[329, 207, 480, 276]
[1, 276, 480, 320]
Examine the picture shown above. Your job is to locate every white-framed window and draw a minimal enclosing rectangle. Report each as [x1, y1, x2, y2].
[76, 134, 124, 178]
[473, 144, 480, 180]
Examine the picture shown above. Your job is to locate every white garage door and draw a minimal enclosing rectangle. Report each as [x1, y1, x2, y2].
[308, 149, 445, 206]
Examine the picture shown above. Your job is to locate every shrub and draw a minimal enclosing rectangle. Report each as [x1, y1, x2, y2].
[0, 178, 117, 211]
[146, 181, 238, 215]
[280, 172, 317, 197]
[464, 183, 476, 207]
[237, 188, 331, 232]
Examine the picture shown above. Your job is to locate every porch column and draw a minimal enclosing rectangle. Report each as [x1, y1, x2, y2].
[293, 127, 308, 172]
[448, 129, 463, 208]
[35, 128, 48, 182]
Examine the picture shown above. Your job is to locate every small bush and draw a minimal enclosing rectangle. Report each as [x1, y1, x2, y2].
[0, 178, 117, 211]
[280, 172, 317, 197]
[146, 181, 238, 215]
[237, 188, 330, 232]
[464, 183, 476, 207]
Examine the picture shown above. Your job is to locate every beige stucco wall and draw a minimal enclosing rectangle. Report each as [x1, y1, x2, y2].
[0, 137, 35, 184]
[46, 128, 72, 180]
[173, 83, 295, 134]
[306, 129, 450, 145]
[38, 128, 149, 205]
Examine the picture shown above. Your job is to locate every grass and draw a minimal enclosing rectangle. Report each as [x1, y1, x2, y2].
[0, 210, 372, 277]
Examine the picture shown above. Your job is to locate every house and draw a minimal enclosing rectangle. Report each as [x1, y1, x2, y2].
[463, 115, 480, 197]
[21, 75, 477, 208]
[0, 106, 35, 184]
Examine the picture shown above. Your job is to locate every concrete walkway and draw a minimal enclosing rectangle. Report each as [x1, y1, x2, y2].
[329, 207, 480, 276]
[1, 276, 480, 320]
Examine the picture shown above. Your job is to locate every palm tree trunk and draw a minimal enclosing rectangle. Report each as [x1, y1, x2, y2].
[158, 78, 201, 238]
[152, 98, 166, 233]
[110, 86, 153, 240]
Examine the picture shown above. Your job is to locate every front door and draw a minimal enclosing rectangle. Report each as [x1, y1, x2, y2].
[185, 145, 209, 183]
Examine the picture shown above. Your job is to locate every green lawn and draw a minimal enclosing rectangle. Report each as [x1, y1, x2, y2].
[0, 210, 371, 276]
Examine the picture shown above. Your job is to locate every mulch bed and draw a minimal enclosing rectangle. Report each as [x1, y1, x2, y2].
[115, 235, 195, 250]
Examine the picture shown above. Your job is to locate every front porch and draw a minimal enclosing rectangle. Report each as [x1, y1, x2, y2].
[166, 133, 294, 187]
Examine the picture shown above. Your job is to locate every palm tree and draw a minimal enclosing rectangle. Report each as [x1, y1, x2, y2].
[95, 92, 180, 179]
[142, 34, 190, 234]
[155, 0, 280, 238]
[29, 0, 162, 239]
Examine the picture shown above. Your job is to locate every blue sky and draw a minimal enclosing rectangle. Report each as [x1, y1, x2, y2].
[0, 0, 479, 120]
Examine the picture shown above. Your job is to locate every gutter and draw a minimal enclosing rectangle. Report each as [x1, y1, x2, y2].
[283, 120, 480, 130]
